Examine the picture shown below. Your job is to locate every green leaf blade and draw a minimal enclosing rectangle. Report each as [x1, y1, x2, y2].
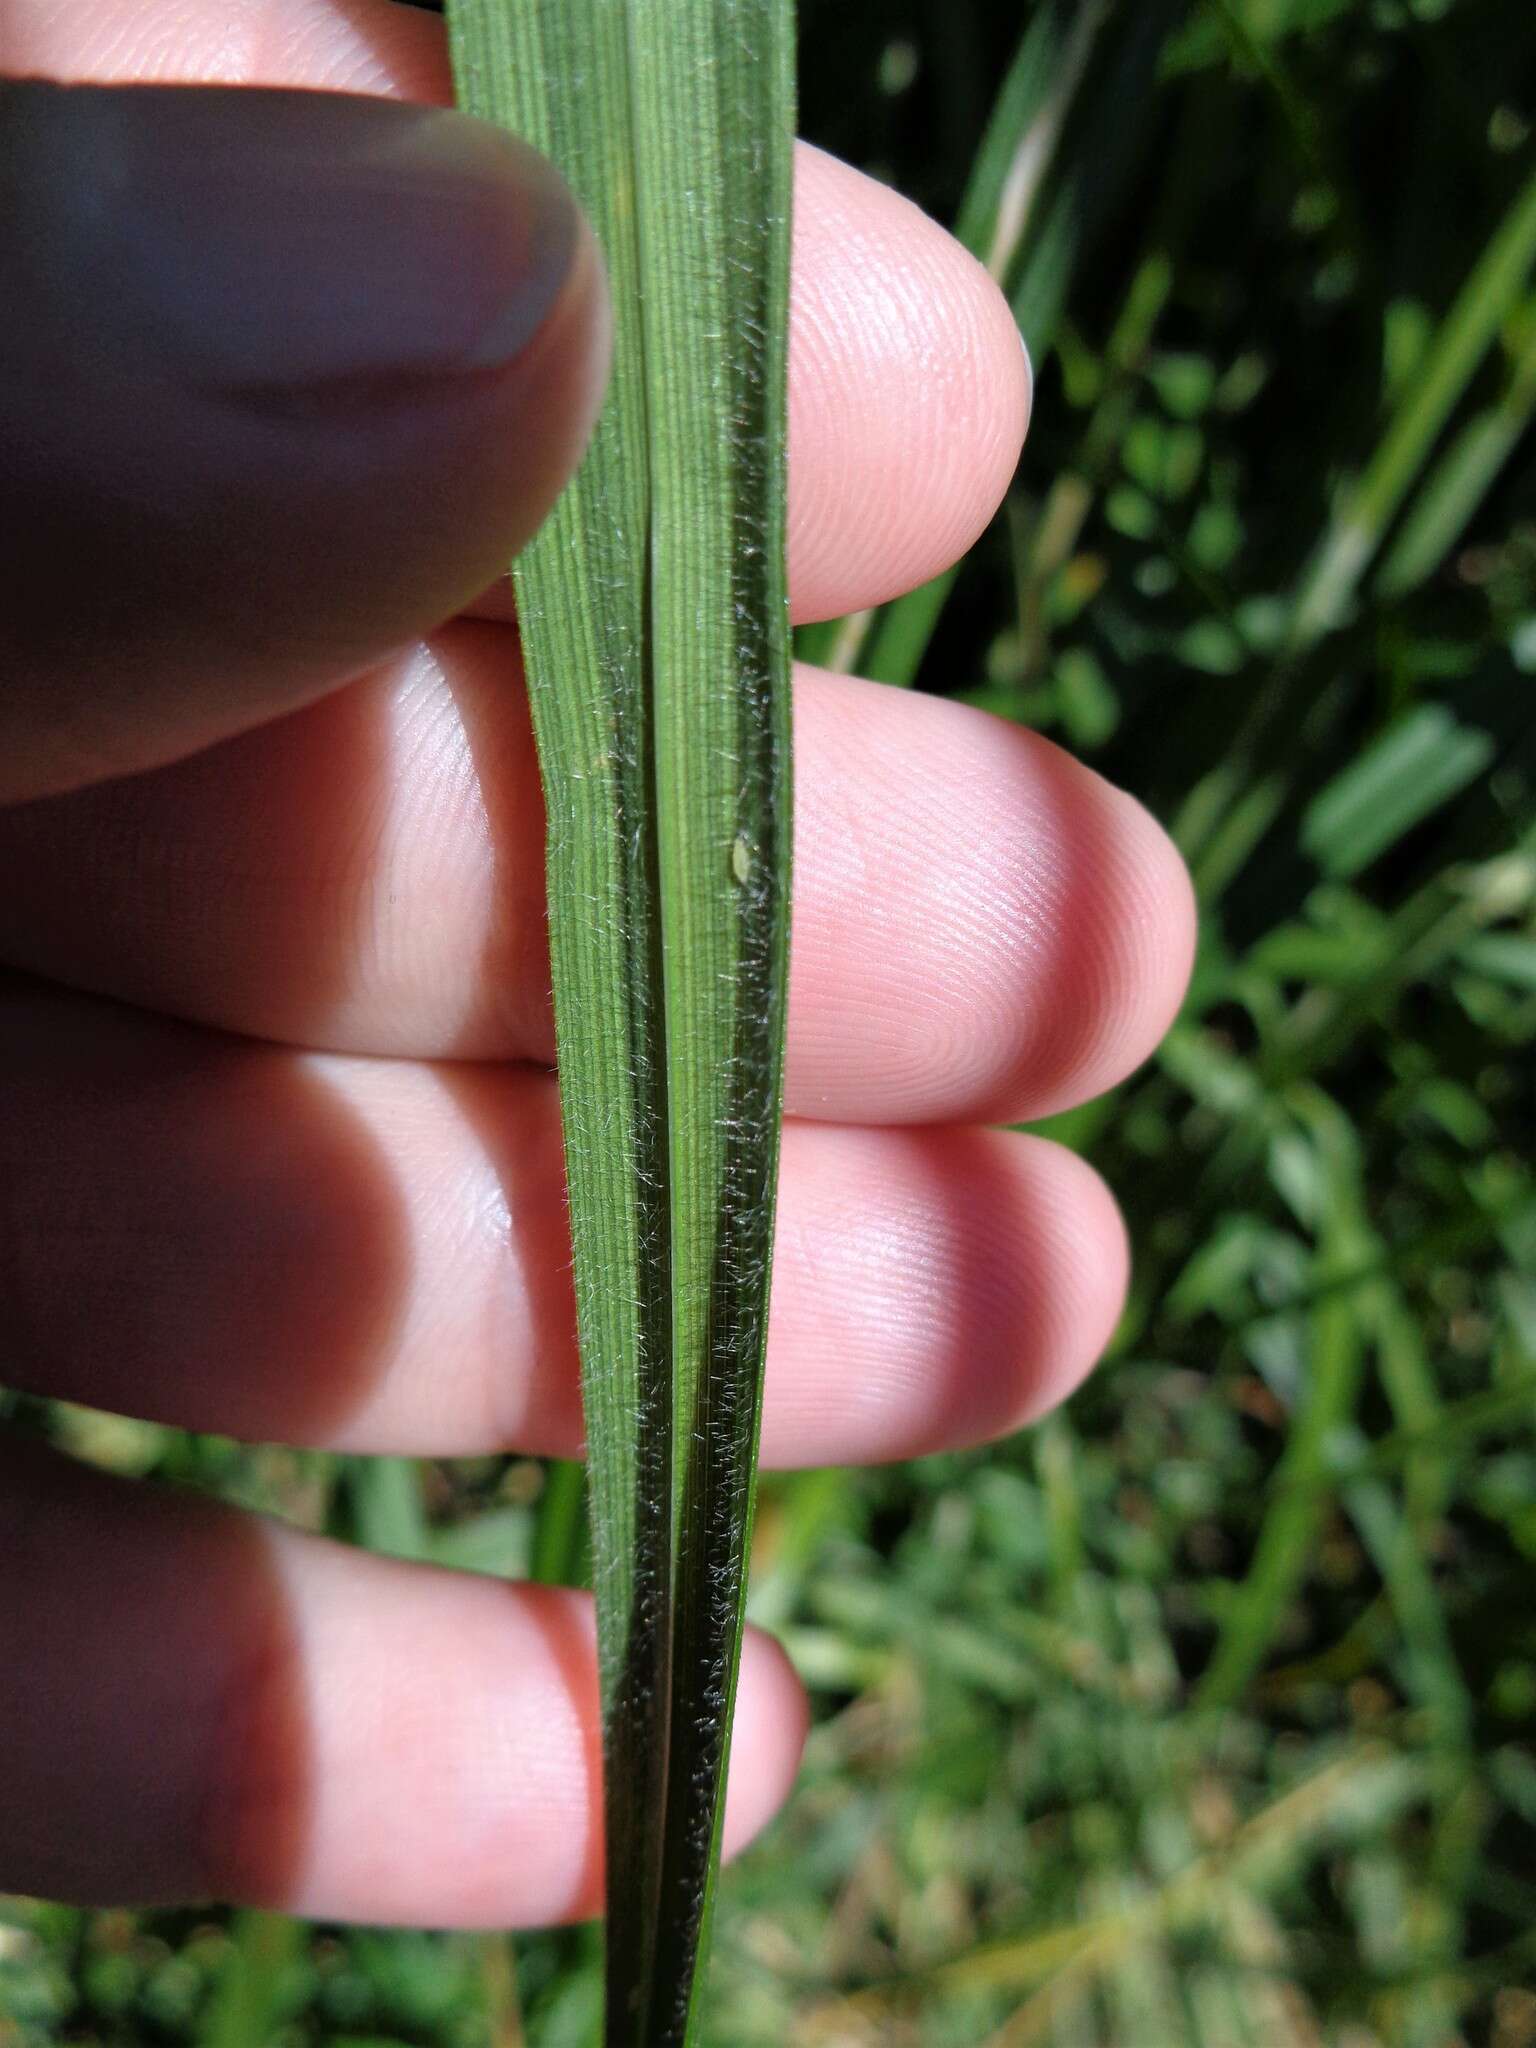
[445, 5, 794, 2042]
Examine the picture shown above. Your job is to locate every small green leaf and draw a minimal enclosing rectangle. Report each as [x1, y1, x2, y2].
[1301, 706, 1495, 879]
[1459, 932, 1536, 994]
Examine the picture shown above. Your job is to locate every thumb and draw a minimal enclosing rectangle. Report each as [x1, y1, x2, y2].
[0, 81, 608, 802]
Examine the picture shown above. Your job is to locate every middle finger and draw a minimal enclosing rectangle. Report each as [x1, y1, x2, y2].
[0, 635, 1195, 1127]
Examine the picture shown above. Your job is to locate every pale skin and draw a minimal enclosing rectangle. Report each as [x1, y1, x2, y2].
[0, 0, 1197, 1927]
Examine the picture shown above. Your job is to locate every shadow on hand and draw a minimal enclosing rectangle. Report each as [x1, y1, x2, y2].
[0, 973, 409, 1447]
[0, 1432, 311, 1908]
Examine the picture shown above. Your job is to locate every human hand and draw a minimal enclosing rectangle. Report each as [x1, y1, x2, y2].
[0, 1, 1195, 1928]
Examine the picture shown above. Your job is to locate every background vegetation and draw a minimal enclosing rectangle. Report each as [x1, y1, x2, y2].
[4, 0, 1535, 2041]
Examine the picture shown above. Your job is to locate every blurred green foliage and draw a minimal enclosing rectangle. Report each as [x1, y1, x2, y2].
[4, 0, 1535, 2042]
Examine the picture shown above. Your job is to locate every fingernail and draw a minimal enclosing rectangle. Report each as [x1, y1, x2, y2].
[1, 82, 580, 399]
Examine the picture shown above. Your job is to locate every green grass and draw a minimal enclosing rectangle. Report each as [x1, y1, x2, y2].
[4, 0, 1535, 2042]
[446, 10, 795, 2037]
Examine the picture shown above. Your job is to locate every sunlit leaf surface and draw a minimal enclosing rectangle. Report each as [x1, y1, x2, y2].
[446, 5, 795, 2042]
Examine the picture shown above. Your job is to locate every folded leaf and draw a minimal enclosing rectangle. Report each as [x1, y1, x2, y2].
[445, 5, 795, 2042]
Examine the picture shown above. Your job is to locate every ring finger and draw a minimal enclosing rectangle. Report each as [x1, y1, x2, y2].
[0, 979, 1128, 1465]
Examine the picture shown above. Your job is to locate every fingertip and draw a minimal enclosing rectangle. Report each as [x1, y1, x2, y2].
[926, 1134, 1131, 1447]
[967, 774, 1195, 1128]
[1014, 776, 1197, 1123]
[788, 681, 1197, 1127]
[787, 144, 1031, 623]
[1020, 1140, 1131, 1420]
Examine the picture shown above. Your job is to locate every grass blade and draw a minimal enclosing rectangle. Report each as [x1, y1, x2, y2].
[823, 0, 1186, 690]
[1288, 160, 1536, 646]
[198, 1913, 307, 2048]
[445, 6, 794, 2042]
[1196, 1092, 1373, 1712]
[529, 1457, 588, 1588]
[1375, 301, 1536, 598]
[1300, 704, 1496, 879]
